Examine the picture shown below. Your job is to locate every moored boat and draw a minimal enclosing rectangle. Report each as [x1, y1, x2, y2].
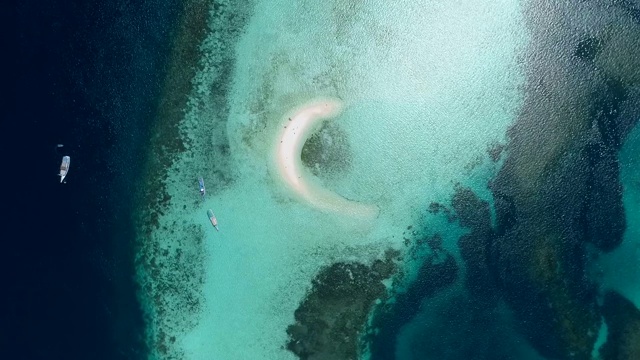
[198, 177, 206, 198]
[59, 156, 70, 183]
[207, 209, 219, 231]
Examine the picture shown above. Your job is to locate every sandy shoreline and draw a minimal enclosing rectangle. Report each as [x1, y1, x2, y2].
[274, 99, 379, 219]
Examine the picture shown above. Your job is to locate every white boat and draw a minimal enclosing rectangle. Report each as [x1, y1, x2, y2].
[58, 156, 70, 183]
[198, 177, 206, 198]
[207, 209, 219, 231]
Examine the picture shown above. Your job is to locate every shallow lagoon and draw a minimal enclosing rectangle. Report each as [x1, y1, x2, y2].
[136, 0, 640, 359]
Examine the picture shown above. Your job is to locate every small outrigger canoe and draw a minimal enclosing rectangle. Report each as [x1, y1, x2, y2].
[198, 177, 206, 198]
[207, 209, 219, 231]
[58, 156, 70, 183]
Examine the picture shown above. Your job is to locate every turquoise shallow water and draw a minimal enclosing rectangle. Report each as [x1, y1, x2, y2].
[140, 0, 527, 358]
[136, 0, 640, 359]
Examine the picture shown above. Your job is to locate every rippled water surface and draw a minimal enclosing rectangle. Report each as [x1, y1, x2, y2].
[14, 0, 638, 359]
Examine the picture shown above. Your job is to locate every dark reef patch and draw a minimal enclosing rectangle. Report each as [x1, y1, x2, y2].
[427, 202, 444, 214]
[427, 201, 456, 222]
[301, 120, 352, 179]
[574, 37, 601, 62]
[488, 142, 506, 162]
[286, 250, 399, 360]
[367, 249, 458, 359]
[474, 1, 640, 357]
[591, 78, 629, 150]
[451, 186, 498, 303]
[600, 292, 640, 360]
[451, 186, 492, 231]
[581, 142, 625, 252]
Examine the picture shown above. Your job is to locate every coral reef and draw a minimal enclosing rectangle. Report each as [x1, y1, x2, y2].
[600, 292, 640, 360]
[286, 250, 398, 360]
[478, 1, 640, 357]
[366, 249, 458, 359]
[301, 120, 352, 179]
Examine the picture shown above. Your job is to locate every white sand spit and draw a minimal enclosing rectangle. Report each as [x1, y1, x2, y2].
[274, 99, 379, 219]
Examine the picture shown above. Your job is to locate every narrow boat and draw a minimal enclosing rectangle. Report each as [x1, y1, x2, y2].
[207, 209, 219, 231]
[58, 156, 70, 183]
[198, 177, 206, 198]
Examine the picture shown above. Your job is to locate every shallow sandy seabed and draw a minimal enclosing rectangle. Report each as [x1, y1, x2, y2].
[140, 0, 530, 358]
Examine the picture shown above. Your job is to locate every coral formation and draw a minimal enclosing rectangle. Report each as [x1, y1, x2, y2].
[286, 251, 399, 360]
[600, 292, 640, 360]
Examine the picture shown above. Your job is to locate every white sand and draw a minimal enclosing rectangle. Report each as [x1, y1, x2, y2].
[274, 99, 379, 220]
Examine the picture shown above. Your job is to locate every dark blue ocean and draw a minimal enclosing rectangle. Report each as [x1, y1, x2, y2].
[7, 1, 179, 359]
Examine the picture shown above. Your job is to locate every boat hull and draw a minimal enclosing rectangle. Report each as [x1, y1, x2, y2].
[198, 177, 206, 197]
[207, 209, 219, 231]
[59, 156, 70, 183]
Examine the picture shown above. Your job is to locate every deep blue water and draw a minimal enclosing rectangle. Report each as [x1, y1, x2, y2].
[6, 1, 179, 359]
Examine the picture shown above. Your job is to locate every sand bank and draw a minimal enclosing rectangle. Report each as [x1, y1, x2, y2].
[274, 99, 379, 219]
